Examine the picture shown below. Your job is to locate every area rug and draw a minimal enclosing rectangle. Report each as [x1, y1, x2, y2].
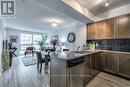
[21, 56, 37, 66]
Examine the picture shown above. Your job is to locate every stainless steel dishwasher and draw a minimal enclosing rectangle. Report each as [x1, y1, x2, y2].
[66, 57, 84, 87]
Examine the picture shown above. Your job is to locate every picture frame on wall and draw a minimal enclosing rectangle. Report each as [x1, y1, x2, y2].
[51, 35, 58, 45]
[9, 36, 18, 43]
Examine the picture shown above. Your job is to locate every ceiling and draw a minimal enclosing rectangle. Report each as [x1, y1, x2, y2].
[4, 0, 78, 32]
[4, 0, 130, 32]
[76, 0, 130, 16]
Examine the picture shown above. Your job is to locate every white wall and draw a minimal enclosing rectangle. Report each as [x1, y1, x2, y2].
[50, 22, 86, 51]
[6, 22, 86, 55]
[6, 29, 21, 56]
[6, 28, 48, 56]
[0, 19, 6, 75]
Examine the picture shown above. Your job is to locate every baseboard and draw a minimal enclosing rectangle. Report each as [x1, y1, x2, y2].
[101, 70, 130, 80]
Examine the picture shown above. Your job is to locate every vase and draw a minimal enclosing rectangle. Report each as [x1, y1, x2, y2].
[53, 46, 56, 52]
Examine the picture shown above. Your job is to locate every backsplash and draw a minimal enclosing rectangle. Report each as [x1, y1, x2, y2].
[87, 39, 130, 52]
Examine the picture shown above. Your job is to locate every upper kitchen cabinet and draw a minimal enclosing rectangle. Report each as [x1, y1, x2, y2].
[117, 14, 130, 38]
[87, 14, 130, 40]
[104, 17, 117, 39]
[95, 21, 104, 39]
[87, 23, 96, 40]
[87, 21, 104, 40]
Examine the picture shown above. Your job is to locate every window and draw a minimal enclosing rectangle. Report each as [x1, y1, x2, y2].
[20, 34, 32, 44]
[20, 33, 42, 55]
[33, 35, 42, 44]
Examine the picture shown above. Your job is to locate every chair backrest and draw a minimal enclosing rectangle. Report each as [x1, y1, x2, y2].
[26, 47, 35, 51]
[44, 53, 50, 65]
[45, 48, 54, 52]
[63, 49, 69, 51]
[36, 52, 43, 62]
[8, 43, 12, 49]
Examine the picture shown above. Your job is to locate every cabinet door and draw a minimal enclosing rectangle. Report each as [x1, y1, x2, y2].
[87, 21, 104, 40]
[90, 54, 97, 76]
[84, 53, 102, 85]
[84, 55, 91, 85]
[87, 23, 96, 40]
[117, 53, 130, 78]
[117, 14, 130, 38]
[95, 53, 102, 71]
[102, 52, 117, 73]
[95, 21, 104, 39]
[104, 17, 117, 39]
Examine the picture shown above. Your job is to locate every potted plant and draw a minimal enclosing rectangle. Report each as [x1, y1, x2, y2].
[86, 41, 95, 51]
[36, 35, 47, 50]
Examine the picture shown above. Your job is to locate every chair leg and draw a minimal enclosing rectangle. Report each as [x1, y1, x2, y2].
[25, 52, 26, 57]
[37, 63, 39, 69]
[32, 52, 34, 57]
[40, 63, 42, 73]
[45, 64, 48, 74]
[44, 64, 46, 74]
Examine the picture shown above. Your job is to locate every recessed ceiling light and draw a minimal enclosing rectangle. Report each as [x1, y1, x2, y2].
[105, 2, 109, 6]
[51, 22, 58, 27]
[105, 0, 109, 7]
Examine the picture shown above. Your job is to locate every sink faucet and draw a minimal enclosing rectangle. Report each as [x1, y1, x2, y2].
[77, 46, 80, 52]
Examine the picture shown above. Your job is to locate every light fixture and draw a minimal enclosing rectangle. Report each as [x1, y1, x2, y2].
[51, 21, 58, 27]
[105, 0, 109, 7]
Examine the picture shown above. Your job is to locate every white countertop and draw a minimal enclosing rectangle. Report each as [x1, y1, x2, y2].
[50, 50, 102, 60]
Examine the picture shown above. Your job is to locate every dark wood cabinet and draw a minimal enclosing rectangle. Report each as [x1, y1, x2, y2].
[95, 53, 102, 71]
[87, 23, 96, 40]
[117, 53, 130, 78]
[87, 14, 130, 40]
[102, 52, 117, 73]
[90, 54, 97, 76]
[84, 52, 130, 84]
[94, 21, 104, 39]
[84, 53, 101, 85]
[117, 14, 130, 38]
[87, 18, 117, 40]
[104, 17, 117, 39]
[84, 55, 91, 85]
[87, 21, 104, 40]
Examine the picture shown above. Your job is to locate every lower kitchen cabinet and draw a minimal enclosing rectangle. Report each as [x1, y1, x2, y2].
[84, 51, 130, 86]
[90, 53, 101, 76]
[84, 53, 101, 85]
[84, 55, 91, 85]
[117, 53, 130, 78]
[90, 54, 97, 76]
[95, 53, 102, 71]
[102, 52, 117, 73]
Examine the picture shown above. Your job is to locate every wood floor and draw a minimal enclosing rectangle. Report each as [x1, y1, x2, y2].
[0, 56, 130, 87]
[0, 57, 50, 87]
[86, 72, 130, 87]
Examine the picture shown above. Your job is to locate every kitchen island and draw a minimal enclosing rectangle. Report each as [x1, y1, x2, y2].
[50, 51, 102, 87]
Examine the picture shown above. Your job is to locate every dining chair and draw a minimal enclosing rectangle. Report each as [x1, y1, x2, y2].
[44, 53, 50, 74]
[25, 47, 35, 57]
[36, 52, 45, 73]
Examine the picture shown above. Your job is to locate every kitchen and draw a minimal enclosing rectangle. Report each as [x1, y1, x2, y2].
[50, 8, 130, 87]
[0, 0, 130, 87]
